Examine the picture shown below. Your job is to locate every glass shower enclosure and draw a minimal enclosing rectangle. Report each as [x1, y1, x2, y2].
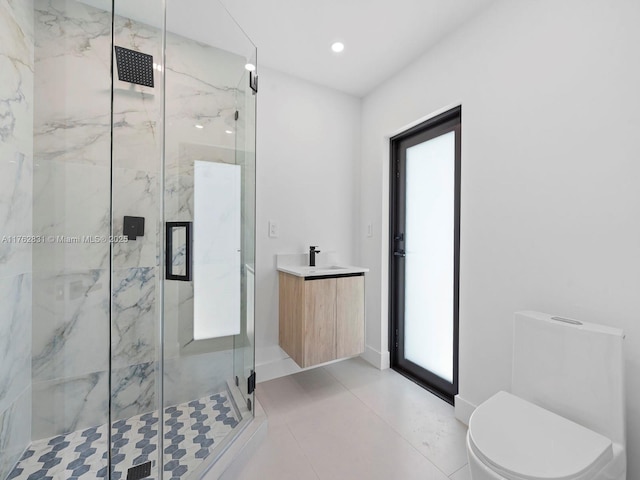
[0, 0, 256, 479]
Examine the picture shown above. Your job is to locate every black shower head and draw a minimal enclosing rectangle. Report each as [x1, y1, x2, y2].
[114, 46, 154, 88]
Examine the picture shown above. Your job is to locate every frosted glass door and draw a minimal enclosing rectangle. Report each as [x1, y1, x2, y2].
[390, 107, 460, 402]
[404, 133, 455, 381]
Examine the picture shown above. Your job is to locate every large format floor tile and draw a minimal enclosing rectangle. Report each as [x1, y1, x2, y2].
[342, 371, 469, 474]
[237, 357, 470, 480]
[450, 465, 472, 480]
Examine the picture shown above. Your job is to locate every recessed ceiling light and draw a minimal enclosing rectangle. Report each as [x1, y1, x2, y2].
[195, 124, 204, 129]
[245, 63, 256, 72]
[331, 42, 345, 53]
[225, 130, 234, 134]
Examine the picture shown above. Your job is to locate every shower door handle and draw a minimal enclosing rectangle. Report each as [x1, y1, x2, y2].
[166, 221, 192, 281]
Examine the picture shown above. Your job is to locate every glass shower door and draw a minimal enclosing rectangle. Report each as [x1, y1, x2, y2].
[162, 0, 257, 478]
[233, 58, 257, 413]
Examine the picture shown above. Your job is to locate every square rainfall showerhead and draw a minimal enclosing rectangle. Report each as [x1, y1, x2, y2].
[115, 46, 154, 88]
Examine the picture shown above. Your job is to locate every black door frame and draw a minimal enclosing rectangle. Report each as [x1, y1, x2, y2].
[389, 106, 461, 404]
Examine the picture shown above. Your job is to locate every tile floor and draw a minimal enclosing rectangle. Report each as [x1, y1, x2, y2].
[8, 392, 239, 480]
[235, 358, 471, 480]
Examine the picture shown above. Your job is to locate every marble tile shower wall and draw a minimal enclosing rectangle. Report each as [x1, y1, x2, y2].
[0, 0, 34, 478]
[31, 0, 162, 439]
[110, 8, 163, 427]
[30, 0, 246, 442]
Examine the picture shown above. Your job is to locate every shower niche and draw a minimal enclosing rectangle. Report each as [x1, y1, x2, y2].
[0, 0, 256, 479]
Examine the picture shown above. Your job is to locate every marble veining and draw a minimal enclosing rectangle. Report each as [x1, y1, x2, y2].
[110, 362, 157, 422]
[111, 108, 161, 173]
[162, 281, 194, 359]
[164, 143, 236, 223]
[32, 161, 110, 272]
[112, 169, 160, 270]
[169, 226, 187, 276]
[111, 267, 157, 369]
[0, 275, 31, 415]
[32, 269, 109, 382]
[163, 351, 232, 408]
[1, 0, 34, 477]
[165, 172, 195, 223]
[0, 0, 34, 154]
[112, 14, 162, 174]
[0, 388, 31, 480]
[165, 32, 242, 153]
[32, 372, 108, 440]
[34, 0, 111, 58]
[34, 0, 112, 167]
[32, 359, 161, 440]
[0, 148, 33, 277]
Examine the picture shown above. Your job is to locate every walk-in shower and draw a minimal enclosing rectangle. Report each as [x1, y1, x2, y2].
[0, 0, 257, 478]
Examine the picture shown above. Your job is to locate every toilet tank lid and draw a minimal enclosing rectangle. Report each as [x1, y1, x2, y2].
[469, 391, 613, 480]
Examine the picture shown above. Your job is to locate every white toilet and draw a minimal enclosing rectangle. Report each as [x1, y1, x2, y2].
[466, 311, 626, 480]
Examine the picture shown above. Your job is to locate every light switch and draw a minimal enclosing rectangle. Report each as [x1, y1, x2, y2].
[367, 223, 373, 238]
[269, 220, 278, 238]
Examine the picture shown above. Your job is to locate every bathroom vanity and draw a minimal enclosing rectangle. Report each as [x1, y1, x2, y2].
[277, 262, 368, 368]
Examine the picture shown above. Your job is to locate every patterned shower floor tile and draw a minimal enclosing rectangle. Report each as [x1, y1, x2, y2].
[7, 392, 240, 480]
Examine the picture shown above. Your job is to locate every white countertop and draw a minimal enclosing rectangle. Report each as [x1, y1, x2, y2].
[277, 264, 369, 278]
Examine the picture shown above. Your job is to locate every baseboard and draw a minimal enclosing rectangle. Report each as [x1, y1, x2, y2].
[454, 394, 476, 426]
[361, 345, 390, 370]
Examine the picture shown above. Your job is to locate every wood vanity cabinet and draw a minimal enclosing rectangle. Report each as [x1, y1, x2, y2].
[279, 272, 365, 368]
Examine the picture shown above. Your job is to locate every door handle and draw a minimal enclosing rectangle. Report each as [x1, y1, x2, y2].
[394, 250, 406, 257]
[166, 221, 192, 281]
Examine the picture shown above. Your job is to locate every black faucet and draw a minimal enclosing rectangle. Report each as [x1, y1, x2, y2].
[309, 246, 321, 266]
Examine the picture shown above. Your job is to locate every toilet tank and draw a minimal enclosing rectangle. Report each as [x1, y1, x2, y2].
[512, 311, 625, 446]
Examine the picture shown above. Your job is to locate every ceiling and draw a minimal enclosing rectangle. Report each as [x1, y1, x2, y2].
[81, 0, 496, 97]
[220, 0, 497, 97]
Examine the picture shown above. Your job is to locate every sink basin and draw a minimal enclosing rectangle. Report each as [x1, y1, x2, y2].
[277, 263, 369, 278]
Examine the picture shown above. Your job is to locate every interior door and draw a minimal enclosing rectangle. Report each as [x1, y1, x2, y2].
[390, 107, 461, 403]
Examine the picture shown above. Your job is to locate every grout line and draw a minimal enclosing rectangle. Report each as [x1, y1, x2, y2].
[449, 463, 469, 478]
[323, 360, 459, 478]
[321, 364, 384, 411]
[283, 364, 447, 478]
[257, 371, 346, 479]
[348, 387, 460, 478]
[257, 362, 466, 479]
[282, 423, 323, 480]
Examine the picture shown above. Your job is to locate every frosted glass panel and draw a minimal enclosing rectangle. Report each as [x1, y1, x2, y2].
[404, 131, 455, 382]
[193, 160, 241, 339]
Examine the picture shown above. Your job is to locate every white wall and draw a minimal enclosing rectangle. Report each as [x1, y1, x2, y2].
[255, 67, 361, 379]
[360, 0, 640, 475]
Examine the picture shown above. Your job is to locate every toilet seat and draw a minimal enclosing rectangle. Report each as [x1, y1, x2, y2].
[468, 391, 613, 480]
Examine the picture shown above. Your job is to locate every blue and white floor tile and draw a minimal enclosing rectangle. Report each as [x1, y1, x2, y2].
[7, 392, 239, 480]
